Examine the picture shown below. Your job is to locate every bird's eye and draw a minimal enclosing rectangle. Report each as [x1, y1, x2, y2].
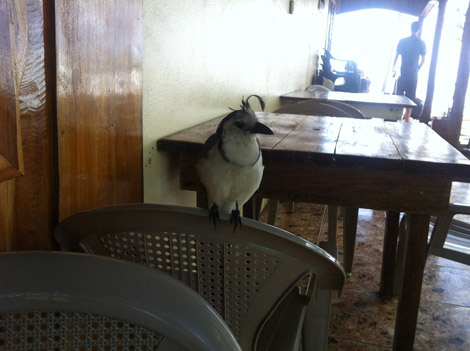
[234, 121, 244, 129]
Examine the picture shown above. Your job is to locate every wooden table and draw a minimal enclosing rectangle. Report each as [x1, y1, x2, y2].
[157, 112, 470, 351]
[280, 90, 416, 120]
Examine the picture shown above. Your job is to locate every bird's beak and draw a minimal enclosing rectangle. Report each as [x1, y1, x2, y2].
[250, 121, 274, 135]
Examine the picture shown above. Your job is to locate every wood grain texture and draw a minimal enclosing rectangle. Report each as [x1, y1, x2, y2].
[55, 0, 143, 220]
[380, 211, 401, 298]
[393, 213, 430, 350]
[179, 153, 451, 215]
[0, 0, 56, 251]
[0, 0, 24, 182]
[165, 112, 461, 214]
[0, 181, 15, 251]
[11, 0, 56, 250]
[158, 112, 470, 177]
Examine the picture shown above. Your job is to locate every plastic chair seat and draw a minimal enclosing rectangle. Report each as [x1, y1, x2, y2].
[0, 251, 241, 351]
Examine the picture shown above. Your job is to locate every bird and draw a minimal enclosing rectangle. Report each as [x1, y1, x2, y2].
[197, 95, 274, 231]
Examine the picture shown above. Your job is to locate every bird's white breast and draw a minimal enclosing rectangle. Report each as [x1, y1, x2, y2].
[197, 138, 264, 214]
[223, 134, 260, 167]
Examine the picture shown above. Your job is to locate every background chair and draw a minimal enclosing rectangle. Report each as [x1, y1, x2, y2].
[303, 85, 367, 119]
[54, 203, 345, 351]
[306, 84, 330, 93]
[0, 251, 241, 351]
[318, 100, 366, 119]
[273, 100, 365, 119]
[316, 49, 362, 93]
[394, 181, 470, 294]
[427, 181, 470, 264]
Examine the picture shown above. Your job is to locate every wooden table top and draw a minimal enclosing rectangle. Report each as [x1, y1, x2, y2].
[280, 90, 416, 108]
[157, 112, 470, 179]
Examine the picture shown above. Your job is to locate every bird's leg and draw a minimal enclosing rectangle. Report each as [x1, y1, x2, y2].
[230, 201, 242, 232]
[209, 203, 220, 229]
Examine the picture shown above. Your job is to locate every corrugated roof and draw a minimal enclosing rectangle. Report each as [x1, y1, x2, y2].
[335, 0, 432, 17]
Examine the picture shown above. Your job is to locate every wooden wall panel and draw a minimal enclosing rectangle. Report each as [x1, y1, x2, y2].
[0, 182, 15, 251]
[0, 0, 56, 251]
[55, 0, 143, 221]
[0, 0, 24, 182]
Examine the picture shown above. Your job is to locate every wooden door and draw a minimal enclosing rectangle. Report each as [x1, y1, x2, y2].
[0, 0, 143, 251]
[0, 0, 55, 251]
[0, 0, 24, 183]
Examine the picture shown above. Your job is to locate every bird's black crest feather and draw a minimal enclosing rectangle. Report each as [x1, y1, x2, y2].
[214, 95, 265, 138]
[242, 95, 265, 112]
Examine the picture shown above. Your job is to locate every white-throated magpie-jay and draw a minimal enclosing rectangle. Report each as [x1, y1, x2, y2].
[197, 95, 273, 231]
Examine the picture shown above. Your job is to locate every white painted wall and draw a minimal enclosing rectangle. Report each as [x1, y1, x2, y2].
[143, 0, 329, 205]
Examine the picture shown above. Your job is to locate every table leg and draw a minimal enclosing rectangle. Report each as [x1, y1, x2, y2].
[196, 191, 208, 209]
[327, 205, 338, 244]
[392, 213, 430, 351]
[380, 211, 400, 298]
[243, 197, 262, 220]
[243, 198, 255, 219]
[342, 207, 358, 275]
[267, 200, 279, 225]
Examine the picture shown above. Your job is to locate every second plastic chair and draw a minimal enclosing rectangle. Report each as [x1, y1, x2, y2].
[54, 203, 345, 351]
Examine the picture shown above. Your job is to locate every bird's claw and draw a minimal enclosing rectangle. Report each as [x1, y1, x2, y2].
[230, 202, 242, 233]
[209, 204, 220, 229]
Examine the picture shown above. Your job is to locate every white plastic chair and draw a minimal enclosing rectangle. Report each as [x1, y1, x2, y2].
[274, 100, 365, 119]
[427, 181, 470, 264]
[0, 251, 241, 351]
[54, 203, 345, 351]
[306, 84, 331, 95]
[394, 182, 470, 295]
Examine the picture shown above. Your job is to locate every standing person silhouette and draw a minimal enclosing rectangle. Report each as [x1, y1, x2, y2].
[393, 21, 426, 122]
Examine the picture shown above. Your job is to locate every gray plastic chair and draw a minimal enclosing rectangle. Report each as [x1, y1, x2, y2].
[302, 88, 368, 119]
[318, 100, 366, 119]
[427, 181, 470, 265]
[54, 203, 345, 351]
[305, 84, 330, 93]
[274, 100, 364, 118]
[0, 251, 241, 351]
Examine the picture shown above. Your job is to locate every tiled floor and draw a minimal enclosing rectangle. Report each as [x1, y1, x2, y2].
[259, 201, 470, 350]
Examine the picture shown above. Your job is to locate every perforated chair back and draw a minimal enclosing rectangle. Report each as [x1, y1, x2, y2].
[274, 100, 365, 119]
[54, 204, 345, 351]
[0, 251, 241, 351]
[318, 101, 365, 119]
